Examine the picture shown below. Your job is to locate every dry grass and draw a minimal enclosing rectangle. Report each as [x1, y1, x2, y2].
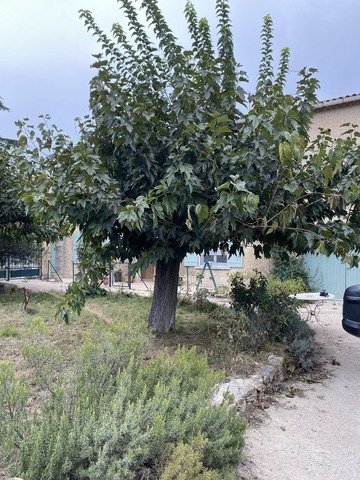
[0, 288, 277, 382]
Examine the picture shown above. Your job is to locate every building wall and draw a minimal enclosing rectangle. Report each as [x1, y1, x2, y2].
[302, 253, 360, 300]
[181, 245, 272, 290]
[43, 233, 80, 281]
[47, 238, 75, 279]
[309, 102, 360, 139]
[242, 245, 272, 275]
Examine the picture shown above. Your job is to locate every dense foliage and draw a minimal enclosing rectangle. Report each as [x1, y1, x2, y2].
[0, 319, 245, 479]
[0, 100, 54, 255]
[0, 133, 31, 241]
[270, 247, 310, 290]
[229, 271, 315, 369]
[13, 0, 360, 331]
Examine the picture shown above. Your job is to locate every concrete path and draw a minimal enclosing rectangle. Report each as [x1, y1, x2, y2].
[2, 277, 154, 295]
[238, 301, 360, 480]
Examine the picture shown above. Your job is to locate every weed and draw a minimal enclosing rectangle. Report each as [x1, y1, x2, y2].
[0, 326, 20, 337]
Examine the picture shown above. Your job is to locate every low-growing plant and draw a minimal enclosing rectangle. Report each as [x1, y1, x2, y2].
[0, 326, 20, 337]
[213, 286, 229, 297]
[0, 361, 30, 464]
[21, 317, 64, 395]
[160, 434, 223, 480]
[2, 323, 245, 479]
[193, 289, 217, 312]
[177, 289, 217, 314]
[278, 315, 315, 371]
[76, 318, 149, 398]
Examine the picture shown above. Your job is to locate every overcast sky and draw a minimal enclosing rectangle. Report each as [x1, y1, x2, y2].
[1, 0, 359, 140]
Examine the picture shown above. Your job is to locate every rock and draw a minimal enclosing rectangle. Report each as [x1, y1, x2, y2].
[267, 355, 286, 380]
[256, 364, 278, 383]
[212, 355, 285, 412]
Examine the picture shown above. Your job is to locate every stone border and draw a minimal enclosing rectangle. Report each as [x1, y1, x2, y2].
[212, 355, 285, 412]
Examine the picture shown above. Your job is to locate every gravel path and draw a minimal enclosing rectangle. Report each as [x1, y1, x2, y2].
[237, 301, 360, 480]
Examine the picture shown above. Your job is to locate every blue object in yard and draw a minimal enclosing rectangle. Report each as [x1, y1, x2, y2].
[343, 285, 360, 337]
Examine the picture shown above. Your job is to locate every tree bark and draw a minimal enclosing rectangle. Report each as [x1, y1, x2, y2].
[148, 257, 181, 332]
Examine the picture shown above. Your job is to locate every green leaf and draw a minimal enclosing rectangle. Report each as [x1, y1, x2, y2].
[195, 204, 209, 224]
[18, 135, 28, 147]
[279, 142, 292, 162]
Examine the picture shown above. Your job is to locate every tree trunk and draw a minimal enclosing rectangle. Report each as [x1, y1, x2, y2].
[148, 257, 181, 332]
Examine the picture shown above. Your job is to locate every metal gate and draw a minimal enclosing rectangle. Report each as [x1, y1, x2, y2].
[0, 249, 42, 281]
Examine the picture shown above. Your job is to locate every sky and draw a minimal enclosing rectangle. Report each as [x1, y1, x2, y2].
[1, 0, 360, 140]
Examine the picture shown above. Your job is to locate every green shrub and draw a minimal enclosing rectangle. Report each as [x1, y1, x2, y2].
[278, 315, 315, 371]
[178, 290, 218, 314]
[76, 318, 149, 399]
[22, 318, 64, 395]
[193, 289, 217, 312]
[229, 271, 298, 345]
[213, 286, 229, 297]
[0, 361, 30, 464]
[3, 324, 245, 479]
[266, 275, 308, 296]
[160, 434, 222, 480]
[229, 271, 268, 317]
[270, 247, 310, 289]
[23, 340, 63, 395]
[229, 271, 315, 369]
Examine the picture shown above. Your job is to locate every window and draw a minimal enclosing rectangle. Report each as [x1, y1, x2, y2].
[199, 249, 228, 268]
[183, 251, 243, 269]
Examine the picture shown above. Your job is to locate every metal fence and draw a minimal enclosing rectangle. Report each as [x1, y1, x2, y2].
[0, 250, 42, 281]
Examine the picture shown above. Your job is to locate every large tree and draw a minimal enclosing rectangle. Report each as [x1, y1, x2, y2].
[0, 100, 34, 242]
[0, 101, 59, 260]
[16, 1, 360, 331]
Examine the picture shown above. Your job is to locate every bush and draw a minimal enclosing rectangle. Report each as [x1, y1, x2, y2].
[278, 315, 315, 371]
[160, 434, 223, 480]
[0, 361, 29, 465]
[229, 271, 298, 343]
[229, 271, 315, 370]
[192, 289, 217, 312]
[270, 247, 310, 290]
[1, 322, 245, 480]
[266, 275, 308, 296]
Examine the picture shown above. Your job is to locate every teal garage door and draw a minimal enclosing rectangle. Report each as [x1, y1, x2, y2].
[303, 254, 360, 300]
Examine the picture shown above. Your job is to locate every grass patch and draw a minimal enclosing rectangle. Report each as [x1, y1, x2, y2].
[0, 326, 20, 337]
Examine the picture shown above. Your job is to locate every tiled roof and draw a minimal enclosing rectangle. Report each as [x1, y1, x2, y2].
[316, 93, 360, 111]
